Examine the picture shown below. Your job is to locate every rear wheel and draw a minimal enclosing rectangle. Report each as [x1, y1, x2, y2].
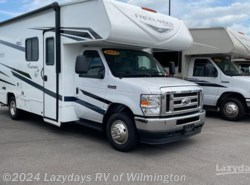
[106, 112, 138, 152]
[9, 96, 21, 120]
[220, 98, 245, 121]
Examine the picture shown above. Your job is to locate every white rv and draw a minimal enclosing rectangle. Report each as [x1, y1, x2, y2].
[0, 0, 205, 151]
[155, 27, 250, 121]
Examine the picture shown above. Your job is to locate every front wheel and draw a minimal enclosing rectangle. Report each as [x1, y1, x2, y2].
[9, 96, 21, 120]
[220, 98, 245, 121]
[106, 112, 138, 152]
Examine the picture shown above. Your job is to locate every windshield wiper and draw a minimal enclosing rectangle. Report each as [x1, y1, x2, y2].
[115, 71, 135, 78]
[150, 71, 165, 77]
[225, 71, 242, 76]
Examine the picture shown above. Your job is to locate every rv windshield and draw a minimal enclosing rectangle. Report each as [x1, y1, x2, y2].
[213, 57, 243, 76]
[103, 49, 166, 78]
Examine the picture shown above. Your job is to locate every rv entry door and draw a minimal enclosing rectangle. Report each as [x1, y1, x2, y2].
[43, 33, 58, 122]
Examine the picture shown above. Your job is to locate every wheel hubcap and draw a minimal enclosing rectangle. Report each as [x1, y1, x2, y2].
[10, 101, 16, 116]
[224, 102, 239, 118]
[111, 120, 128, 145]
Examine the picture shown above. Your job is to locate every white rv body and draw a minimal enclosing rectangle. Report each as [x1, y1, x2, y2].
[0, 0, 205, 151]
[155, 27, 250, 121]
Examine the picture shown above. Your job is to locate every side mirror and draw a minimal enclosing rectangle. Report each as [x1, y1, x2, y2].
[169, 62, 176, 76]
[213, 69, 218, 77]
[98, 67, 105, 79]
[75, 55, 89, 74]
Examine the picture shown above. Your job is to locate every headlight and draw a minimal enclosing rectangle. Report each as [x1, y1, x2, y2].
[140, 94, 161, 116]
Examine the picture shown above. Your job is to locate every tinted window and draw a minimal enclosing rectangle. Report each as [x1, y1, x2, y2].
[193, 59, 217, 77]
[26, 38, 39, 61]
[103, 49, 165, 78]
[80, 50, 104, 78]
[46, 38, 54, 65]
[213, 57, 242, 76]
[239, 64, 250, 74]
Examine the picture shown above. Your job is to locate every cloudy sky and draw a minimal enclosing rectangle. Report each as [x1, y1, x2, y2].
[0, 0, 249, 35]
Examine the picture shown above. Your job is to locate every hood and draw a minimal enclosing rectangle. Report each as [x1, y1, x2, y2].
[119, 77, 198, 93]
[231, 76, 250, 82]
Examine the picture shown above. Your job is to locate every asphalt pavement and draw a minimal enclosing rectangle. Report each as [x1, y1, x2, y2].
[0, 106, 250, 185]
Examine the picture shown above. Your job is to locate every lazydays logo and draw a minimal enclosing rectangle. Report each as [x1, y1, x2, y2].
[216, 164, 250, 176]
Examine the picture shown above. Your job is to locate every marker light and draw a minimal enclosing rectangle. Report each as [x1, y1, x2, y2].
[142, 7, 157, 13]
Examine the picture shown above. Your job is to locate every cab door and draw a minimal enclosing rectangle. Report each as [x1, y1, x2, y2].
[189, 58, 220, 106]
[74, 49, 107, 123]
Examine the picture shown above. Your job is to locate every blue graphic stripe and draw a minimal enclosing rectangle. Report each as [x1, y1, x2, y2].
[64, 96, 76, 102]
[0, 40, 25, 52]
[80, 89, 112, 104]
[75, 98, 105, 115]
[187, 78, 227, 88]
[0, 78, 16, 86]
[64, 96, 106, 115]
[0, 71, 9, 77]
[0, 63, 31, 79]
[12, 71, 62, 100]
[12, 70, 105, 115]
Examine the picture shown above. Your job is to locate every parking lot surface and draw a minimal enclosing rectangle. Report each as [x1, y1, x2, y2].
[0, 106, 250, 185]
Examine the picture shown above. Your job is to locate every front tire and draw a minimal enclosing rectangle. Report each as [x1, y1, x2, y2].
[220, 98, 245, 121]
[9, 96, 21, 120]
[106, 112, 138, 152]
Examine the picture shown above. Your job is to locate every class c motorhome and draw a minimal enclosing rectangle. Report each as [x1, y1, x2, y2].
[155, 27, 250, 121]
[0, 0, 205, 151]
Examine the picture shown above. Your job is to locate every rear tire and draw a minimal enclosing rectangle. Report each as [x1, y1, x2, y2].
[9, 96, 21, 120]
[106, 112, 138, 152]
[220, 98, 245, 121]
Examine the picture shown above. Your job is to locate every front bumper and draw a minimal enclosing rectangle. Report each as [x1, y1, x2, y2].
[135, 110, 206, 144]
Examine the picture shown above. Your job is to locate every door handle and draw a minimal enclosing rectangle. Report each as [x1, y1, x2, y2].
[43, 75, 48, 81]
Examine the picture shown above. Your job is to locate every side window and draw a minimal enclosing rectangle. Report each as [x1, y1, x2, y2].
[46, 38, 54, 65]
[193, 59, 217, 77]
[26, 37, 39, 61]
[239, 64, 250, 74]
[80, 50, 105, 78]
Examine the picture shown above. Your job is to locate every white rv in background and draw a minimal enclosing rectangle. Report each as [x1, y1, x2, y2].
[232, 58, 250, 74]
[0, 0, 205, 151]
[155, 27, 250, 121]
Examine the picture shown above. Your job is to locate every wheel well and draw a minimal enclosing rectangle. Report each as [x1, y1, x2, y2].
[217, 92, 247, 110]
[7, 93, 15, 105]
[102, 103, 134, 133]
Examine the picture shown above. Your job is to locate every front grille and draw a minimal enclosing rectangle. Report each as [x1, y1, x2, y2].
[164, 90, 201, 116]
[177, 116, 200, 125]
[174, 105, 197, 112]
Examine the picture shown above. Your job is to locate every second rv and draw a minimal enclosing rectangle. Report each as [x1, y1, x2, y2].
[155, 27, 250, 121]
